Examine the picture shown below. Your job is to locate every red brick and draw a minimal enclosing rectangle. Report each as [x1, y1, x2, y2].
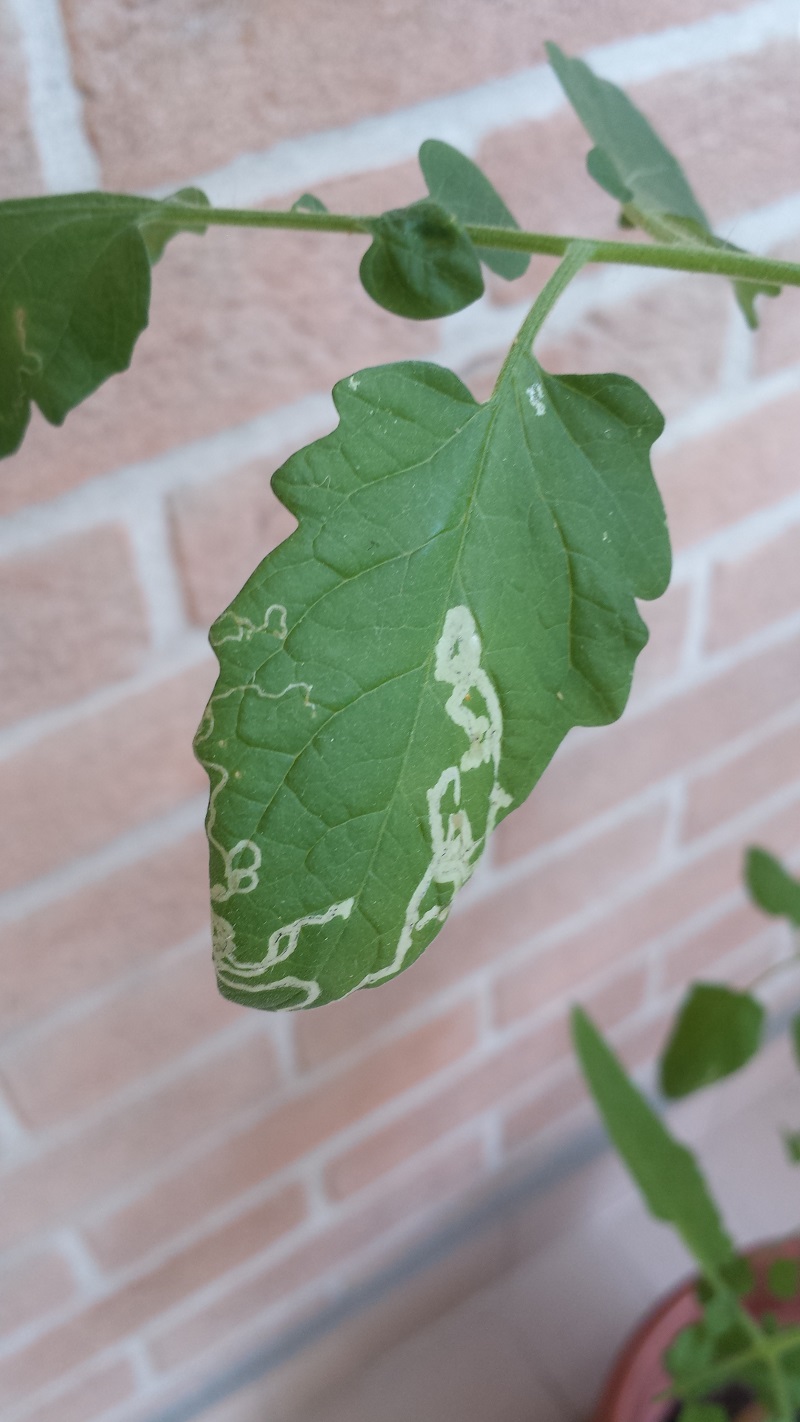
[655, 391, 800, 552]
[150, 1134, 486, 1374]
[494, 951, 646, 1032]
[661, 900, 781, 991]
[0, 832, 208, 1034]
[0, 165, 428, 518]
[0, 7, 43, 199]
[535, 276, 729, 419]
[630, 583, 691, 699]
[0, 526, 149, 730]
[85, 1003, 477, 1273]
[613, 1006, 673, 1072]
[496, 629, 800, 862]
[705, 527, 800, 653]
[323, 1015, 569, 1201]
[0, 1246, 78, 1336]
[755, 238, 800, 379]
[502, 1070, 586, 1154]
[19, 1357, 137, 1422]
[586, 963, 648, 1029]
[0, 662, 214, 894]
[170, 459, 299, 629]
[616, 47, 800, 225]
[683, 716, 800, 842]
[494, 801, 800, 1037]
[0, 943, 241, 1130]
[61, 0, 753, 191]
[0, 1031, 281, 1253]
[446, 801, 667, 973]
[0, 1183, 306, 1408]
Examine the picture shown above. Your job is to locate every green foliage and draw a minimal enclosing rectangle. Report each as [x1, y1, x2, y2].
[359, 198, 484, 317]
[571, 1008, 734, 1274]
[768, 1259, 800, 1302]
[418, 139, 529, 280]
[291, 193, 328, 213]
[196, 307, 669, 1008]
[546, 42, 780, 327]
[0, 189, 208, 459]
[660, 983, 765, 1099]
[679, 1404, 728, 1422]
[745, 847, 800, 926]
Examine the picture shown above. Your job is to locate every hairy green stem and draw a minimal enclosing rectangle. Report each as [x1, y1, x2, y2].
[157, 204, 800, 288]
[492, 240, 595, 394]
[7, 193, 799, 288]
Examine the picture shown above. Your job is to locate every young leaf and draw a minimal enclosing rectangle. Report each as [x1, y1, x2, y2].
[139, 186, 210, 263]
[359, 199, 484, 318]
[291, 193, 328, 213]
[680, 1405, 728, 1422]
[660, 983, 765, 1099]
[783, 1130, 800, 1166]
[418, 139, 529, 280]
[196, 344, 670, 1010]
[768, 1257, 800, 1301]
[745, 846, 800, 926]
[545, 42, 780, 328]
[0, 189, 208, 459]
[572, 1008, 735, 1275]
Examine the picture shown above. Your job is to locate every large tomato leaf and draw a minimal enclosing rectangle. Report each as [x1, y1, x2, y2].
[196, 329, 670, 1009]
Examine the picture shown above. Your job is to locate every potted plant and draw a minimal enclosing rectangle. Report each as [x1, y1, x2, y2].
[575, 847, 800, 1422]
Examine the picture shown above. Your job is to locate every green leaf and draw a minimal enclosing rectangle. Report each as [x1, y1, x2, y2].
[660, 983, 765, 1099]
[291, 193, 328, 213]
[545, 42, 780, 328]
[791, 1013, 800, 1070]
[665, 1323, 715, 1382]
[572, 1008, 735, 1275]
[418, 139, 529, 281]
[195, 339, 670, 1010]
[783, 1130, 800, 1165]
[359, 198, 484, 318]
[680, 1405, 728, 1422]
[745, 846, 800, 926]
[139, 186, 210, 263]
[768, 1258, 800, 1301]
[0, 188, 208, 459]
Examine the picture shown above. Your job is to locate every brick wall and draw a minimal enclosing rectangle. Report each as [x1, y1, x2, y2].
[1, 2, 799, 1418]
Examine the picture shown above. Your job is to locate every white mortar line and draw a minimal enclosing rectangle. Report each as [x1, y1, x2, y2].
[0, 1089, 29, 1153]
[0, 633, 212, 762]
[7, 0, 101, 192]
[0, 795, 208, 926]
[680, 562, 713, 674]
[153, 0, 797, 206]
[657, 360, 800, 457]
[125, 496, 192, 650]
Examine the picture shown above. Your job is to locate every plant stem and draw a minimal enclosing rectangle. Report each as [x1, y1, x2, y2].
[492, 240, 595, 394]
[694, 1264, 798, 1422]
[160, 204, 800, 289]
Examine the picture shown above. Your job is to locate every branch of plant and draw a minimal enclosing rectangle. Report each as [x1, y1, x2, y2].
[151, 203, 800, 290]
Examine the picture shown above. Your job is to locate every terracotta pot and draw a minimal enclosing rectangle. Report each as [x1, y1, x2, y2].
[591, 1239, 800, 1422]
